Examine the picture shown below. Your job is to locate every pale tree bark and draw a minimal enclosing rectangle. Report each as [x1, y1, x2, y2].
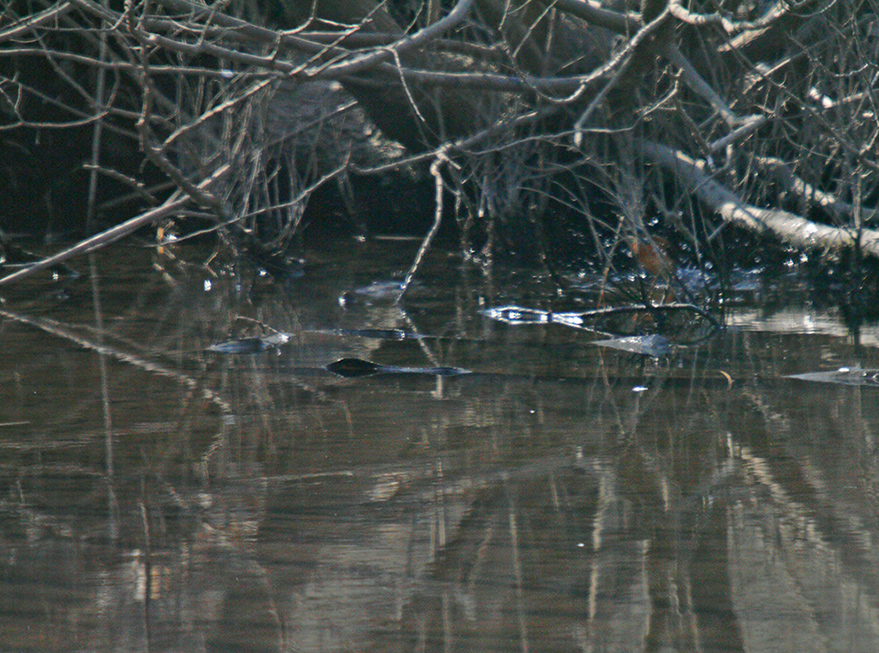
[638, 140, 879, 258]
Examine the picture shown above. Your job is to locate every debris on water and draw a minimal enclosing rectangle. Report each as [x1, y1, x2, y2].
[788, 367, 879, 387]
[326, 358, 385, 377]
[332, 328, 422, 340]
[482, 303, 718, 339]
[339, 280, 406, 307]
[592, 334, 672, 357]
[206, 332, 290, 354]
[327, 357, 470, 378]
[355, 280, 405, 298]
[481, 306, 552, 325]
[549, 312, 586, 328]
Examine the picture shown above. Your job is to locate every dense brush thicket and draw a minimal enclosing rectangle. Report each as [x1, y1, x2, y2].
[1, 1, 877, 279]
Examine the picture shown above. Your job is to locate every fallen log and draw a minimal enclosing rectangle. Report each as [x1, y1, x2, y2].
[637, 140, 879, 259]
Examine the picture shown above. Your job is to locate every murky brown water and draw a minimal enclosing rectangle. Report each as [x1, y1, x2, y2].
[2, 240, 879, 652]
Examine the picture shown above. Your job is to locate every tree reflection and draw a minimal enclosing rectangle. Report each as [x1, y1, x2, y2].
[3, 245, 879, 651]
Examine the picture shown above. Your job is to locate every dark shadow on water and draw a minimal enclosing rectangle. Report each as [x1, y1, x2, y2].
[3, 240, 879, 651]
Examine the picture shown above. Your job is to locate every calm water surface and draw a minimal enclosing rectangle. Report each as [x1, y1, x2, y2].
[2, 240, 879, 652]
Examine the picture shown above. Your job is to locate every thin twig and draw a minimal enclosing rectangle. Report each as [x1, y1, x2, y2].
[399, 152, 451, 300]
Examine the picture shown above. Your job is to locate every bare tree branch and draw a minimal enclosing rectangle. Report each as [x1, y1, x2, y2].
[638, 140, 879, 258]
[0, 2, 75, 44]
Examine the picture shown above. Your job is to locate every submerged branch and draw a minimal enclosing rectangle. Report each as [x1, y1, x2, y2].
[0, 165, 230, 287]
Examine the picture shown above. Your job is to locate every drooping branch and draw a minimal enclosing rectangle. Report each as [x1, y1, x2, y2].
[638, 140, 879, 258]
